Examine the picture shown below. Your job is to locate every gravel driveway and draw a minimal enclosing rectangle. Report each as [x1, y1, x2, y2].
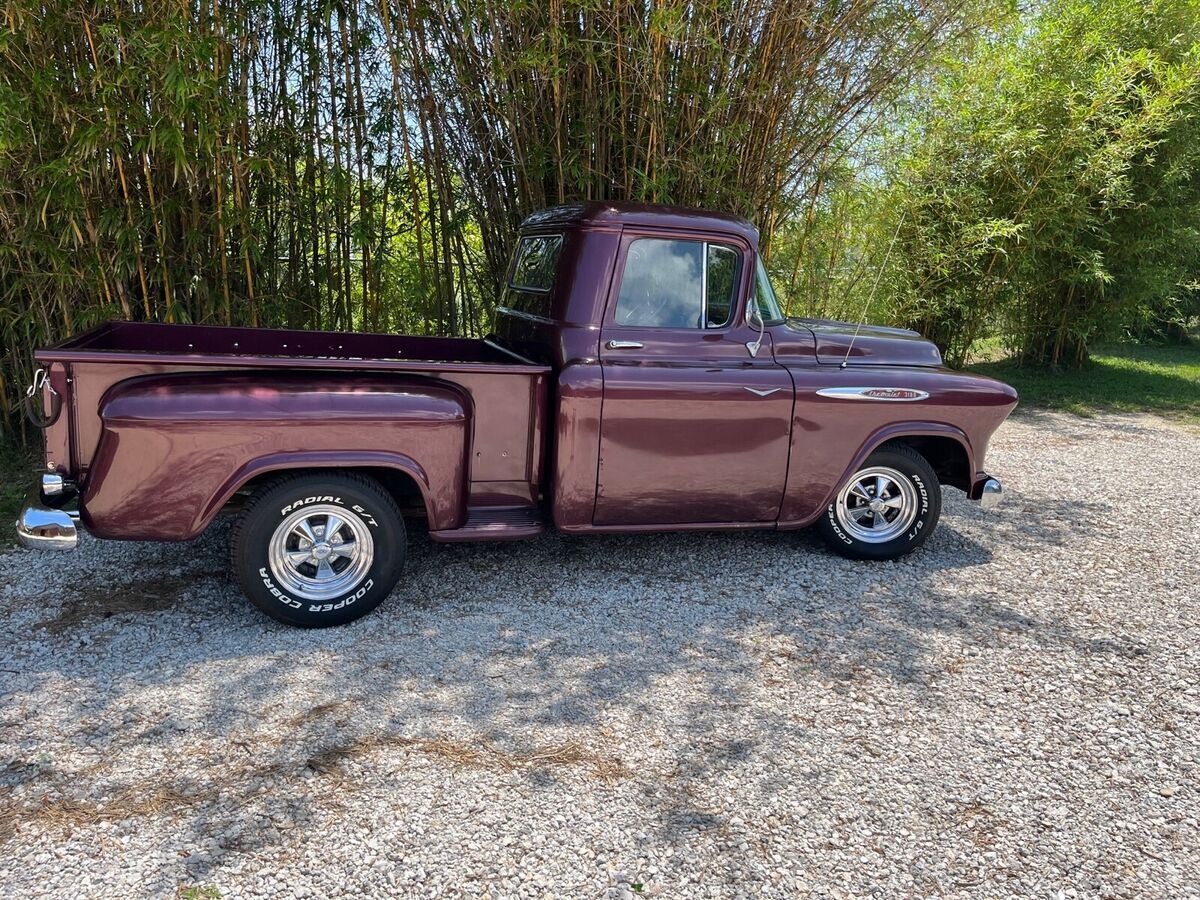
[1, 410, 1196, 899]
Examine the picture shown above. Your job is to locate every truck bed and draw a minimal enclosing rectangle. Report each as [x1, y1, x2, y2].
[34, 322, 551, 510]
[39, 321, 542, 372]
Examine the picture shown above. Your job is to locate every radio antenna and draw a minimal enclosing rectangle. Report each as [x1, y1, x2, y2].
[841, 210, 906, 369]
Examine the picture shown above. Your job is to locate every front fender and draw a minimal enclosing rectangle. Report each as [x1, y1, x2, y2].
[82, 372, 470, 540]
[778, 365, 1016, 526]
[779, 421, 973, 528]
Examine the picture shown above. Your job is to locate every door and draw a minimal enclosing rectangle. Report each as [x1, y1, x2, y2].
[594, 233, 794, 526]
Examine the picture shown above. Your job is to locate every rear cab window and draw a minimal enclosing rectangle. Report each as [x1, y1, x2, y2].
[614, 237, 742, 329]
[500, 234, 564, 320]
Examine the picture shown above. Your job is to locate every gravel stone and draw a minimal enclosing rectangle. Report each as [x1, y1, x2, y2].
[0, 409, 1197, 898]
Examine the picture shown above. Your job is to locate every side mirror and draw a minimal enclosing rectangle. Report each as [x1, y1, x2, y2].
[746, 306, 765, 358]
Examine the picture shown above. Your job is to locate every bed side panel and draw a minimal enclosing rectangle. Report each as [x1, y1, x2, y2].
[82, 372, 470, 540]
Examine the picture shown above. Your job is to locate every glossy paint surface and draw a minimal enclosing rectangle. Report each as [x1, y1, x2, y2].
[777, 362, 1016, 525]
[792, 319, 945, 367]
[82, 372, 471, 540]
[37, 328, 547, 507]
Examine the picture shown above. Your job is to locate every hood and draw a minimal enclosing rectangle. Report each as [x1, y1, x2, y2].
[787, 318, 943, 367]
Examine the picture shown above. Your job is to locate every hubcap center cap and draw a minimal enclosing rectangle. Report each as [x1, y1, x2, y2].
[311, 542, 332, 560]
[869, 498, 885, 513]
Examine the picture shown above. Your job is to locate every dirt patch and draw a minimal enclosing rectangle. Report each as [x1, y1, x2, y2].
[283, 699, 630, 782]
[306, 733, 631, 782]
[33, 575, 193, 632]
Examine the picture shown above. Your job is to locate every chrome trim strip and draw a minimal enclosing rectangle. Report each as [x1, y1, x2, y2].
[815, 386, 930, 402]
[743, 387, 781, 397]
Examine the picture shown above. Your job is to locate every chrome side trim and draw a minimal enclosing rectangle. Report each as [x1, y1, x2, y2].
[16, 482, 79, 551]
[744, 387, 781, 397]
[815, 386, 930, 402]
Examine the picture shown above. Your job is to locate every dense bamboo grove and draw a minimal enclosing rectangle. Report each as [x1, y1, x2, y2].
[5, 0, 1193, 441]
[389, 0, 977, 281]
[0, 0, 474, 440]
[0, 0, 976, 440]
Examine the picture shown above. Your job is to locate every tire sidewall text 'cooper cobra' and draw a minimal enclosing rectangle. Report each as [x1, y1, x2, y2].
[818, 444, 942, 561]
[232, 472, 406, 627]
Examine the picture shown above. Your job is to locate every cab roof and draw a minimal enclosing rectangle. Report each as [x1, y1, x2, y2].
[520, 201, 759, 244]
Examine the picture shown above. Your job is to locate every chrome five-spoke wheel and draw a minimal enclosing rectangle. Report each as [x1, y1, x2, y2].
[234, 473, 406, 627]
[267, 504, 375, 601]
[818, 444, 941, 560]
[834, 465, 920, 544]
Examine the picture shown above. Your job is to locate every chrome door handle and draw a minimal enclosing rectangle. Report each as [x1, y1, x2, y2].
[606, 340, 644, 350]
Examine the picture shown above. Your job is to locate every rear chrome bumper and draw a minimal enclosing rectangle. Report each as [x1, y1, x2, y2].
[15, 475, 79, 551]
[977, 477, 1003, 510]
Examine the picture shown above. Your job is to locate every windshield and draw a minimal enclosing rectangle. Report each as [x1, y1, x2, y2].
[750, 257, 785, 324]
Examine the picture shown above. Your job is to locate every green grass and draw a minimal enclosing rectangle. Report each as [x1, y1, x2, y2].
[968, 340, 1200, 425]
[176, 887, 222, 900]
[1, 441, 38, 545]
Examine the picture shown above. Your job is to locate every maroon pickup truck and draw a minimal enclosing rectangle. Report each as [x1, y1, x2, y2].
[17, 202, 1016, 627]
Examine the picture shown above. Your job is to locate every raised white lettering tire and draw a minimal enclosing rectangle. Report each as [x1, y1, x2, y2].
[231, 472, 406, 627]
[817, 443, 941, 561]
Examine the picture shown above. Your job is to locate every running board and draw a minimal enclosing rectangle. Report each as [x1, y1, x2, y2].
[428, 506, 545, 542]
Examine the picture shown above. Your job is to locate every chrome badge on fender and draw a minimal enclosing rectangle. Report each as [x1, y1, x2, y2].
[815, 387, 930, 401]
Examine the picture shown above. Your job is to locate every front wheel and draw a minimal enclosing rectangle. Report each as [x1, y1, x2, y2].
[231, 472, 406, 627]
[817, 444, 941, 561]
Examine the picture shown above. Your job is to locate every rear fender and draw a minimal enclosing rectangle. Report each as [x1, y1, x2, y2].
[82, 372, 470, 540]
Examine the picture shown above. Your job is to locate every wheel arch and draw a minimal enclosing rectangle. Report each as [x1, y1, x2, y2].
[198, 451, 439, 536]
[880, 433, 973, 492]
[825, 422, 973, 515]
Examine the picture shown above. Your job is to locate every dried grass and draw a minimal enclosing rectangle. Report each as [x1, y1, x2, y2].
[286, 698, 630, 781]
[0, 785, 208, 845]
[283, 700, 355, 729]
[0, 702, 629, 846]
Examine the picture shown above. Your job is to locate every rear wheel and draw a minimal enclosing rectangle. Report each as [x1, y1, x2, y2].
[231, 472, 406, 627]
[817, 444, 941, 560]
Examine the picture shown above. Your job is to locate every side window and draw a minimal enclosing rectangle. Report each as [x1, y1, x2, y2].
[614, 238, 741, 329]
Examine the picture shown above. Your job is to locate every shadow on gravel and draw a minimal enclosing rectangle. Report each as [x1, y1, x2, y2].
[0, 490, 1150, 881]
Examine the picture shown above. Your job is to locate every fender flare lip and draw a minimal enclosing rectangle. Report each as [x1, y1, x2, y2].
[194, 450, 439, 537]
[777, 422, 975, 529]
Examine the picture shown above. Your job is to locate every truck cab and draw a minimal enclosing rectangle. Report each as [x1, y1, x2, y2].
[17, 202, 1016, 627]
